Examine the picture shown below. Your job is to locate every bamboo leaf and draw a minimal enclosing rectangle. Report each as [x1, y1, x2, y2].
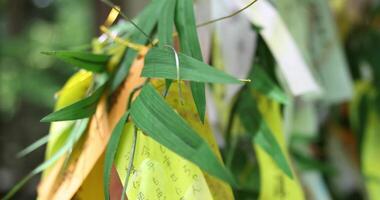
[175, 0, 206, 122]
[42, 51, 110, 73]
[110, 0, 166, 91]
[3, 119, 89, 200]
[103, 112, 129, 200]
[41, 84, 105, 122]
[130, 84, 237, 186]
[237, 89, 293, 178]
[158, 0, 176, 46]
[17, 135, 49, 158]
[158, 0, 177, 91]
[143, 48, 242, 84]
[249, 65, 289, 104]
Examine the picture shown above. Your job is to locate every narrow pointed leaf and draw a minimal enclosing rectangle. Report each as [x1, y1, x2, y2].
[254, 124, 293, 178]
[110, 0, 166, 91]
[3, 119, 89, 200]
[249, 64, 289, 104]
[42, 51, 110, 73]
[130, 84, 237, 186]
[175, 0, 206, 121]
[104, 112, 129, 200]
[158, 0, 176, 46]
[158, 0, 176, 91]
[237, 89, 293, 178]
[143, 48, 242, 83]
[17, 135, 49, 158]
[41, 84, 105, 122]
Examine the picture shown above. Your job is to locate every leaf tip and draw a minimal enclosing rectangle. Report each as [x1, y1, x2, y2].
[40, 51, 55, 56]
[40, 115, 52, 123]
[239, 78, 251, 83]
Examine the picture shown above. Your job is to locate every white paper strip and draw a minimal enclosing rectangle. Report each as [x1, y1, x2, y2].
[234, 0, 322, 96]
[212, 0, 257, 102]
[275, 0, 353, 103]
[195, 0, 212, 62]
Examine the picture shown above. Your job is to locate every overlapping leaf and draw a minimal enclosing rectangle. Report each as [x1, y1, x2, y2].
[143, 48, 242, 84]
[158, 0, 176, 46]
[249, 64, 288, 104]
[42, 51, 110, 73]
[158, 0, 177, 91]
[130, 84, 237, 186]
[103, 112, 129, 200]
[237, 89, 293, 178]
[41, 84, 105, 122]
[175, 0, 206, 122]
[3, 119, 89, 200]
[110, 0, 166, 91]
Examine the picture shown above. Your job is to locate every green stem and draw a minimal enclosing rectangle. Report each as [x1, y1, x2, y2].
[121, 125, 138, 200]
[196, 0, 259, 27]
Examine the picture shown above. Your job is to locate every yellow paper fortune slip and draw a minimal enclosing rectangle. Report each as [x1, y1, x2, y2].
[114, 80, 234, 200]
[37, 47, 148, 200]
[255, 95, 305, 200]
[352, 82, 380, 200]
[37, 70, 93, 199]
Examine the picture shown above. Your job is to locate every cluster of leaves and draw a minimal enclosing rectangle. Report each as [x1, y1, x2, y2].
[4, 0, 296, 199]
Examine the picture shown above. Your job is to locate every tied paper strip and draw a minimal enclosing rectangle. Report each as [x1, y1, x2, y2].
[234, 0, 322, 96]
[115, 123, 214, 200]
[212, 0, 257, 103]
[115, 81, 234, 200]
[274, 0, 353, 103]
[255, 95, 305, 200]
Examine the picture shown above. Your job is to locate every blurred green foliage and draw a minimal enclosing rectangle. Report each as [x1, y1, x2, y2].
[0, 0, 93, 119]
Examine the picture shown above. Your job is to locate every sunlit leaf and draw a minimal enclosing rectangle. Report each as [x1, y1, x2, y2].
[130, 84, 237, 186]
[42, 51, 110, 73]
[143, 48, 242, 84]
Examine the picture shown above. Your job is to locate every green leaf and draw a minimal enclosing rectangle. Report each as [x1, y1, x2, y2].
[104, 112, 129, 200]
[41, 84, 105, 122]
[42, 51, 110, 73]
[237, 89, 293, 178]
[175, 0, 206, 122]
[17, 135, 49, 158]
[249, 64, 288, 104]
[158, 0, 176, 46]
[130, 84, 237, 187]
[291, 149, 335, 174]
[36, 119, 89, 171]
[143, 48, 242, 84]
[110, 0, 167, 91]
[3, 119, 89, 200]
[158, 0, 177, 92]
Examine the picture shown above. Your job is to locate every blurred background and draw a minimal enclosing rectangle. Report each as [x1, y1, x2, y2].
[0, 0, 379, 199]
[0, 0, 152, 198]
